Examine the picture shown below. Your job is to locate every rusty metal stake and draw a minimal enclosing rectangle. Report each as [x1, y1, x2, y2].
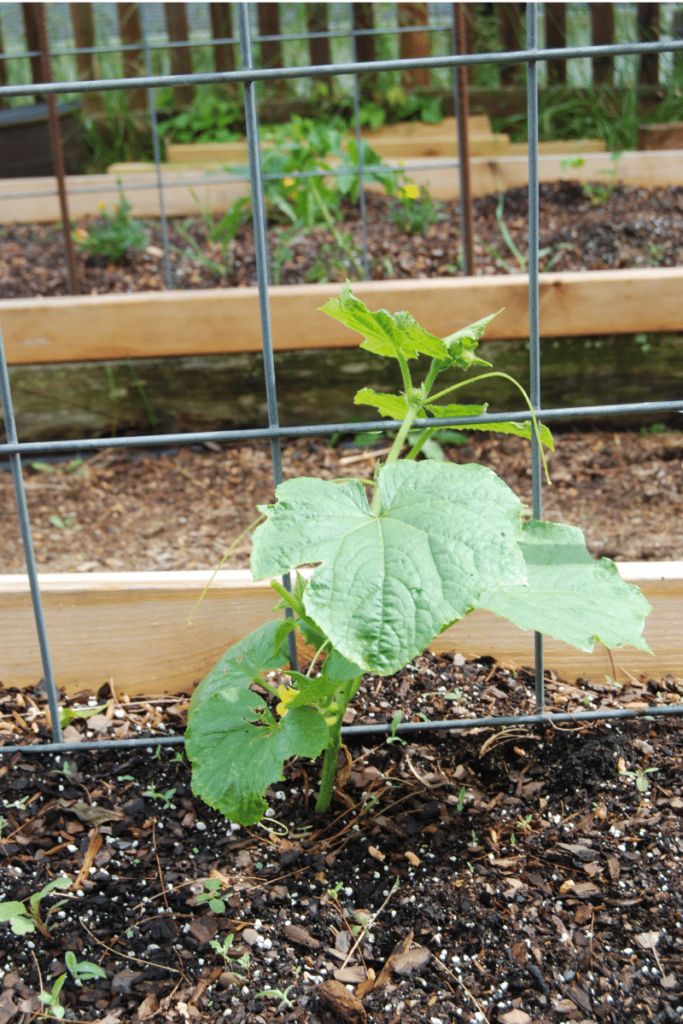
[35, 2, 80, 295]
[453, 3, 474, 276]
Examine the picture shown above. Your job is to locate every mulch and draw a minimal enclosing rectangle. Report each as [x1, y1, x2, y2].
[1, 428, 682, 574]
[0, 182, 681, 298]
[1, 652, 681, 1023]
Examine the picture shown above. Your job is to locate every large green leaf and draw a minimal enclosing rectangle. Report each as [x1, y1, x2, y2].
[425, 402, 488, 419]
[186, 687, 329, 824]
[320, 283, 448, 361]
[252, 461, 526, 674]
[445, 419, 555, 451]
[479, 520, 652, 652]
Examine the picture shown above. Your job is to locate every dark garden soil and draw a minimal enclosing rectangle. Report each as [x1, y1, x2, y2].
[1, 428, 682, 574]
[1, 652, 682, 1024]
[1, 182, 682, 299]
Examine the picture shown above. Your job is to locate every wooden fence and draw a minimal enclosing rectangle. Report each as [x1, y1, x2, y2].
[4, 3, 670, 114]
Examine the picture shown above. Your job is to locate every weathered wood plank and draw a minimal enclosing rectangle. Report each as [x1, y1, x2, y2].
[2, 149, 681, 224]
[1, 565, 679, 695]
[2, 268, 682, 366]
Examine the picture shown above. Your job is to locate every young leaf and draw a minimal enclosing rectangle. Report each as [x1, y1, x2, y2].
[252, 461, 527, 675]
[186, 687, 329, 824]
[440, 312, 500, 369]
[424, 402, 488, 419]
[320, 282, 448, 361]
[354, 388, 409, 420]
[444, 420, 555, 451]
[194, 620, 291, 703]
[479, 520, 652, 652]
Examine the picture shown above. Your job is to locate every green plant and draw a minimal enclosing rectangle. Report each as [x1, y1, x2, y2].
[159, 89, 242, 144]
[194, 879, 226, 914]
[64, 951, 106, 983]
[59, 702, 108, 729]
[619, 764, 658, 793]
[257, 986, 295, 1012]
[209, 932, 234, 964]
[73, 193, 148, 264]
[0, 877, 71, 937]
[389, 182, 443, 235]
[38, 974, 67, 1019]
[581, 152, 623, 206]
[177, 195, 250, 280]
[143, 786, 176, 809]
[185, 284, 651, 825]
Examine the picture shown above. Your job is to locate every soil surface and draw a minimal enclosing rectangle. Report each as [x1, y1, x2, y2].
[1, 182, 681, 299]
[1, 655, 681, 1024]
[1, 429, 682, 574]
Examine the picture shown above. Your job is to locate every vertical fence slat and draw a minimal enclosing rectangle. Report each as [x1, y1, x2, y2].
[398, 3, 430, 88]
[591, 3, 614, 84]
[69, 2, 102, 116]
[0, 18, 7, 107]
[637, 3, 660, 85]
[501, 2, 525, 84]
[209, 2, 234, 72]
[306, 3, 332, 92]
[117, 3, 146, 110]
[164, 2, 193, 106]
[257, 3, 283, 71]
[545, 2, 567, 84]
[21, 2, 43, 101]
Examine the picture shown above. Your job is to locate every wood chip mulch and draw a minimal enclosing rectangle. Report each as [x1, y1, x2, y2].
[1, 429, 682, 574]
[1, 652, 682, 1023]
[0, 182, 681, 299]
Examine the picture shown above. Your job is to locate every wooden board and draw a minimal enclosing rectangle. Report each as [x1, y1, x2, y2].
[164, 133, 512, 164]
[2, 150, 681, 224]
[638, 122, 683, 150]
[2, 268, 682, 366]
[1, 564, 679, 695]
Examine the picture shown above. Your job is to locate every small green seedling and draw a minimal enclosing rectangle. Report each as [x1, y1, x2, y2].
[143, 786, 176, 809]
[38, 974, 67, 1019]
[59, 702, 108, 729]
[185, 284, 652, 826]
[209, 932, 235, 965]
[0, 876, 71, 937]
[194, 879, 226, 914]
[386, 710, 407, 746]
[619, 765, 658, 793]
[257, 986, 295, 1012]
[65, 950, 106, 983]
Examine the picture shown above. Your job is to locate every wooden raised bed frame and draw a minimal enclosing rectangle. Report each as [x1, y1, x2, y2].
[1, 149, 681, 224]
[2, 564, 681, 696]
[1, 273, 682, 695]
[2, 269, 683, 365]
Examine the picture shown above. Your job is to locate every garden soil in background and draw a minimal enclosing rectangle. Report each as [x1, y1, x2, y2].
[0, 654, 681, 1024]
[1, 182, 682, 298]
[0, 429, 682, 574]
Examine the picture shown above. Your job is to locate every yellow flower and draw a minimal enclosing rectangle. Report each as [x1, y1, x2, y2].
[282, 176, 296, 189]
[72, 228, 89, 243]
[275, 683, 298, 717]
[401, 183, 420, 201]
[97, 201, 107, 212]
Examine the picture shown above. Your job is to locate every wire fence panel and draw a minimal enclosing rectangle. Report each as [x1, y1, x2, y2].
[0, 2, 682, 755]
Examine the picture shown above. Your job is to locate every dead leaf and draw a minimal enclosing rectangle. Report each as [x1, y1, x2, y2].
[74, 829, 103, 889]
[137, 993, 159, 1020]
[390, 945, 431, 976]
[635, 931, 660, 951]
[318, 980, 367, 1024]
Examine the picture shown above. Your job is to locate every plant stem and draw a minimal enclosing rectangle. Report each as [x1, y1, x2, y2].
[315, 719, 342, 814]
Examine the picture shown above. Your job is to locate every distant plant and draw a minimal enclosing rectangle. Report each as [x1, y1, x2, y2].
[389, 182, 442, 235]
[178, 194, 250, 279]
[0, 877, 71, 937]
[159, 89, 243, 144]
[73, 194, 148, 264]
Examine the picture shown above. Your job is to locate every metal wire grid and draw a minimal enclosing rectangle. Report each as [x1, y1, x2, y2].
[1, 3, 683, 758]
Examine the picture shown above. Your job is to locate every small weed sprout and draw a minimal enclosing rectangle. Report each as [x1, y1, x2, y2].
[194, 878, 227, 914]
[0, 876, 71, 937]
[256, 986, 295, 1012]
[143, 786, 176, 809]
